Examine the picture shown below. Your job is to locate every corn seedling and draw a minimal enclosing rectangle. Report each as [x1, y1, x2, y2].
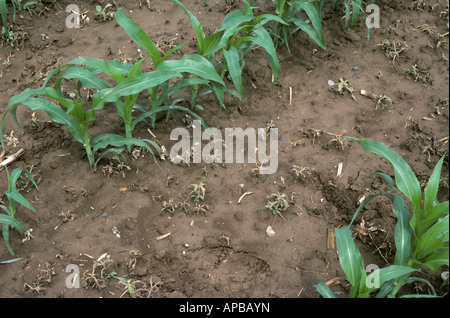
[317, 137, 449, 298]
[1, 166, 37, 255]
[114, 9, 220, 124]
[315, 226, 418, 298]
[172, 0, 285, 103]
[270, 0, 327, 52]
[348, 137, 448, 297]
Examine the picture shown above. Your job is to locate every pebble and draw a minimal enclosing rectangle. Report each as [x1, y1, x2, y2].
[352, 66, 359, 71]
[266, 225, 275, 237]
[327, 80, 335, 87]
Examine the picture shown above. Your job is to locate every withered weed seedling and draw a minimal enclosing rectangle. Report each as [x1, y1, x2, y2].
[190, 182, 206, 206]
[336, 77, 355, 99]
[118, 276, 161, 298]
[266, 192, 288, 222]
[82, 254, 116, 290]
[406, 64, 432, 85]
[126, 249, 142, 275]
[161, 198, 177, 214]
[95, 3, 115, 21]
[378, 39, 408, 64]
[375, 95, 393, 110]
[193, 203, 209, 215]
[290, 165, 313, 182]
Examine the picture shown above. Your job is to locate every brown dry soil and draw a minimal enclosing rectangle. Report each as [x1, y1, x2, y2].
[0, 0, 448, 299]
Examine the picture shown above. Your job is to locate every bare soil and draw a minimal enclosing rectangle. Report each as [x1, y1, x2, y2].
[0, 0, 448, 299]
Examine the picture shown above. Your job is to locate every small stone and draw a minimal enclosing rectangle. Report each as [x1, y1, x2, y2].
[352, 66, 359, 71]
[327, 80, 335, 87]
[266, 225, 275, 237]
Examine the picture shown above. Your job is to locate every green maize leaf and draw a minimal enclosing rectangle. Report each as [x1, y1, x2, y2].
[0, 214, 24, 233]
[92, 133, 160, 154]
[415, 215, 449, 261]
[351, 0, 363, 27]
[248, 13, 288, 28]
[366, 172, 396, 194]
[335, 226, 364, 287]
[375, 280, 395, 298]
[392, 195, 412, 266]
[43, 56, 126, 87]
[209, 81, 226, 108]
[0, 0, 7, 33]
[201, 30, 226, 59]
[171, 0, 205, 52]
[21, 168, 38, 190]
[363, 265, 417, 297]
[0, 205, 9, 215]
[92, 70, 180, 109]
[416, 201, 449, 239]
[162, 42, 186, 60]
[131, 105, 209, 134]
[9, 86, 70, 110]
[275, 0, 287, 15]
[401, 294, 441, 298]
[61, 67, 111, 90]
[349, 192, 394, 227]
[418, 248, 449, 270]
[129, 55, 149, 78]
[3, 223, 13, 255]
[219, 10, 254, 47]
[237, 27, 280, 85]
[9, 97, 84, 144]
[115, 8, 162, 67]
[223, 46, 244, 98]
[0, 257, 22, 264]
[5, 169, 37, 213]
[105, 60, 137, 75]
[156, 54, 225, 87]
[167, 77, 211, 97]
[424, 155, 446, 214]
[314, 280, 338, 298]
[291, 0, 326, 50]
[94, 148, 127, 168]
[406, 277, 437, 296]
[355, 138, 422, 219]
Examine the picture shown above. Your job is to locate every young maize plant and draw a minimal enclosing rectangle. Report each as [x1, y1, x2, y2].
[115, 8, 229, 114]
[271, 0, 327, 52]
[172, 0, 286, 103]
[1, 58, 166, 171]
[1, 166, 37, 255]
[316, 138, 448, 298]
[334, 0, 376, 38]
[1, 10, 214, 170]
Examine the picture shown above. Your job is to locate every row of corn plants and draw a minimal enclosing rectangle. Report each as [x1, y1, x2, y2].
[0, 1, 285, 254]
[315, 138, 448, 298]
[3, 2, 446, 297]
